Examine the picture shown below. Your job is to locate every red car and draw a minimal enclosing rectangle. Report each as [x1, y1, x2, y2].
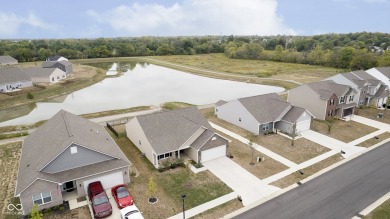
[88, 181, 112, 218]
[111, 184, 134, 209]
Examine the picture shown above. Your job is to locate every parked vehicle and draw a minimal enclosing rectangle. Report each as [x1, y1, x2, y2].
[88, 181, 112, 218]
[120, 205, 144, 219]
[111, 184, 134, 209]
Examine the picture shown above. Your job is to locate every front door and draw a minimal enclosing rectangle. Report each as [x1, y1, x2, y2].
[62, 181, 75, 192]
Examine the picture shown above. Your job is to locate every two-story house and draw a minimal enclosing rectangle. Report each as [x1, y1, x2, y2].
[288, 81, 357, 120]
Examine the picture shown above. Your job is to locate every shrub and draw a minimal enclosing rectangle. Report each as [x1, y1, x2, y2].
[27, 92, 34, 99]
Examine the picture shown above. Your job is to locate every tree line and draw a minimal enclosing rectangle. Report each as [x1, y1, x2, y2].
[0, 32, 389, 70]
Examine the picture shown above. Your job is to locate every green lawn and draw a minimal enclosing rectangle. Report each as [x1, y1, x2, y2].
[365, 198, 390, 219]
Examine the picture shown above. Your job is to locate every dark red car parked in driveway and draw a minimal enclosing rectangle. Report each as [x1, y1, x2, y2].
[88, 181, 112, 218]
[111, 184, 134, 209]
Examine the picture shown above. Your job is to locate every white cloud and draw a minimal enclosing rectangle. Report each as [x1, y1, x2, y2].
[87, 0, 295, 36]
[0, 11, 56, 37]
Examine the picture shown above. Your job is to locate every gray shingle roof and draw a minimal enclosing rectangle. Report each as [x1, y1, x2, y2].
[46, 55, 63, 61]
[307, 81, 351, 99]
[42, 60, 72, 68]
[23, 67, 62, 77]
[15, 110, 130, 195]
[215, 100, 227, 106]
[281, 106, 307, 123]
[353, 70, 378, 80]
[238, 93, 291, 124]
[0, 68, 31, 85]
[341, 72, 367, 88]
[0, 55, 18, 64]
[375, 67, 390, 79]
[375, 85, 390, 98]
[135, 107, 216, 154]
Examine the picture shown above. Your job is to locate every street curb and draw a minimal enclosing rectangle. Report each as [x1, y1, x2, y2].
[223, 138, 390, 218]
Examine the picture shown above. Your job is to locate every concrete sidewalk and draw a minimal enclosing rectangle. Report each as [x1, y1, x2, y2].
[351, 115, 390, 131]
[210, 122, 298, 168]
[301, 130, 365, 158]
[0, 136, 26, 145]
[167, 192, 237, 219]
[349, 129, 388, 146]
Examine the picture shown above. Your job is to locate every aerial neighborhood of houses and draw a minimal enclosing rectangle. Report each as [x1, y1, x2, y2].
[1, 54, 390, 218]
[0, 55, 71, 93]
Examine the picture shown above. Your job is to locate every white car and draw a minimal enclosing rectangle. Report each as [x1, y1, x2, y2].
[120, 205, 144, 219]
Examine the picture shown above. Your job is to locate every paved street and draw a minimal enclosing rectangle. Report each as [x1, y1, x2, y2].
[232, 141, 390, 219]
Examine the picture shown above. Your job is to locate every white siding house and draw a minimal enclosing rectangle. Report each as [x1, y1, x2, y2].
[23, 67, 66, 83]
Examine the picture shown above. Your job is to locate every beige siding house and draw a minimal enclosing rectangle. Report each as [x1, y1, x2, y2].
[15, 110, 131, 215]
[126, 107, 229, 168]
[288, 81, 357, 120]
[23, 67, 66, 83]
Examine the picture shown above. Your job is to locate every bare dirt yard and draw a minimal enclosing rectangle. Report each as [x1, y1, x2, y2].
[270, 154, 344, 188]
[312, 119, 378, 143]
[217, 131, 288, 179]
[358, 132, 390, 148]
[355, 107, 390, 124]
[192, 199, 243, 219]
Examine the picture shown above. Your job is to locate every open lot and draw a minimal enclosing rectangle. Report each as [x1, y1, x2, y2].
[270, 154, 344, 188]
[312, 119, 378, 143]
[109, 127, 234, 219]
[217, 132, 288, 179]
[151, 54, 341, 85]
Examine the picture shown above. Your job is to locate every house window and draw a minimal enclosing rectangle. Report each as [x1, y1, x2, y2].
[262, 124, 269, 131]
[339, 96, 345, 104]
[349, 95, 354, 102]
[70, 146, 77, 154]
[329, 99, 334, 105]
[362, 90, 366, 94]
[52, 77, 54, 81]
[328, 110, 333, 117]
[32, 192, 52, 205]
[216, 109, 218, 112]
[158, 152, 173, 160]
[57, 76, 60, 79]
[139, 140, 141, 145]
[360, 101, 364, 105]
[239, 118, 242, 122]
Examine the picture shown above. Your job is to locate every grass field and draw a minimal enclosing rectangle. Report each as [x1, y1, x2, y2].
[150, 53, 343, 84]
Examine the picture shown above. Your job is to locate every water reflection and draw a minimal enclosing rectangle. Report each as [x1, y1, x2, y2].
[0, 62, 284, 126]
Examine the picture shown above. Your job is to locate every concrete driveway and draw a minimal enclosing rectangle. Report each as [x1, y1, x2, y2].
[202, 157, 280, 206]
[301, 130, 365, 158]
[87, 189, 121, 219]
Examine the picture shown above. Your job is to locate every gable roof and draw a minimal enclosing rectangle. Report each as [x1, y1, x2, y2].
[281, 106, 307, 123]
[46, 55, 67, 62]
[215, 100, 227, 107]
[135, 107, 215, 154]
[42, 60, 72, 68]
[341, 72, 367, 88]
[237, 93, 291, 124]
[374, 85, 390, 98]
[0, 55, 18, 64]
[15, 110, 130, 195]
[0, 68, 31, 85]
[22, 67, 64, 77]
[351, 70, 382, 86]
[375, 67, 390, 79]
[307, 81, 352, 99]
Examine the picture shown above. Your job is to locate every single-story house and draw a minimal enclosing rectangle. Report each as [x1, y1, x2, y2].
[0, 55, 18, 66]
[15, 110, 131, 215]
[42, 60, 73, 75]
[46, 55, 68, 62]
[0, 68, 32, 92]
[288, 81, 357, 120]
[215, 93, 313, 136]
[23, 67, 67, 83]
[126, 107, 229, 168]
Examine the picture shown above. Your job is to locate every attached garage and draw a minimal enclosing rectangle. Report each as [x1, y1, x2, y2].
[82, 171, 124, 193]
[201, 145, 227, 162]
[295, 120, 311, 134]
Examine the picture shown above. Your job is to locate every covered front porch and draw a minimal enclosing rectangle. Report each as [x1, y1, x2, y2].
[60, 180, 88, 210]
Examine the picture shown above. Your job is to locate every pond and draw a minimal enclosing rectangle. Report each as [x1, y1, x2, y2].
[0, 62, 284, 126]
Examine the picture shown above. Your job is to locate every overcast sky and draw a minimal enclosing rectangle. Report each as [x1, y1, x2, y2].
[0, 0, 389, 39]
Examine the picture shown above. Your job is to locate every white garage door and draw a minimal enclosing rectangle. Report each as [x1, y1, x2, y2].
[201, 145, 226, 162]
[296, 120, 311, 134]
[83, 171, 124, 193]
